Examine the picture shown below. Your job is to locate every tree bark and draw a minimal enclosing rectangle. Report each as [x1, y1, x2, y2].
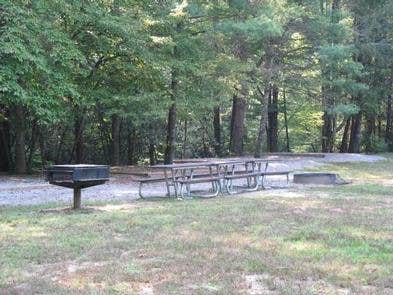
[348, 112, 362, 153]
[321, 0, 341, 153]
[27, 119, 38, 173]
[54, 126, 68, 164]
[39, 127, 47, 167]
[128, 126, 137, 165]
[164, 102, 177, 164]
[164, 62, 178, 164]
[283, 89, 290, 152]
[386, 95, 393, 151]
[74, 114, 84, 164]
[0, 112, 11, 171]
[321, 86, 335, 153]
[202, 130, 209, 158]
[164, 23, 181, 164]
[213, 106, 222, 157]
[111, 114, 121, 166]
[254, 86, 270, 158]
[181, 119, 188, 159]
[377, 115, 382, 139]
[96, 102, 111, 163]
[268, 85, 279, 152]
[339, 118, 351, 153]
[331, 0, 341, 22]
[230, 94, 246, 155]
[14, 105, 27, 174]
[148, 142, 156, 165]
[364, 114, 375, 153]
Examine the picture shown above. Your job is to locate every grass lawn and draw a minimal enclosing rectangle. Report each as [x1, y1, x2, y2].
[1, 157, 393, 294]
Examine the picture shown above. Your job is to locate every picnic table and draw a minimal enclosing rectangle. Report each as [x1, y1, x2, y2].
[139, 158, 291, 198]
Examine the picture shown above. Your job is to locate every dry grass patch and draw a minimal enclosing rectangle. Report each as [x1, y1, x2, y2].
[1, 156, 393, 293]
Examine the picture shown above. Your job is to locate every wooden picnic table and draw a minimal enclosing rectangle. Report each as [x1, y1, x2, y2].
[149, 158, 285, 198]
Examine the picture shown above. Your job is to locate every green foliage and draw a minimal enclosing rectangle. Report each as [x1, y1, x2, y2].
[1, 0, 392, 170]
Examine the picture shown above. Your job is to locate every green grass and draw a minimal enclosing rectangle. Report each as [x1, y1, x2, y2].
[1, 157, 393, 294]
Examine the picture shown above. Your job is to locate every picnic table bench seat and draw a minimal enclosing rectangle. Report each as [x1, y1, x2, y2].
[138, 173, 220, 198]
[224, 172, 261, 194]
[177, 176, 222, 198]
[262, 170, 292, 186]
[224, 171, 262, 179]
[177, 176, 222, 184]
[224, 170, 293, 194]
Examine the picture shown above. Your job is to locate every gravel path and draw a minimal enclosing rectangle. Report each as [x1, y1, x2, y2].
[0, 153, 385, 207]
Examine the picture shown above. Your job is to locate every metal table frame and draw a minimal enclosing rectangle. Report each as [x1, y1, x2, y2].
[150, 158, 282, 198]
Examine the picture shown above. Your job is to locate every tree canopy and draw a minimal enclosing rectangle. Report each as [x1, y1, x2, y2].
[1, 0, 392, 173]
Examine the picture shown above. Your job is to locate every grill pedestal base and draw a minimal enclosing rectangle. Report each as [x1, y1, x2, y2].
[73, 188, 82, 209]
[44, 164, 110, 210]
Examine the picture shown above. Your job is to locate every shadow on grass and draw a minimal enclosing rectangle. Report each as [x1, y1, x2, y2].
[38, 207, 105, 215]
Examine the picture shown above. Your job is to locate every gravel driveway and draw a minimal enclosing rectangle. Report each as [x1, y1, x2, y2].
[0, 153, 385, 207]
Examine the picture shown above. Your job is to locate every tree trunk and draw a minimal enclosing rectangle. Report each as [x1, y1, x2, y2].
[164, 102, 177, 164]
[321, 0, 341, 153]
[27, 119, 38, 173]
[283, 89, 290, 152]
[230, 95, 246, 155]
[254, 86, 270, 158]
[268, 85, 279, 152]
[339, 118, 351, 153]
[164, 24, 181, 164]
[148, 142, 156, 166]
[202, 130, 209, 158]
[364, 114, 375, 153]
[74, 114, 84, 164]
[0, 113, 11, 171]
[128, 126, 137, 165]
[181, 119, 188, 159]
[348, 112, 362, 153]
[14, 105, 27, 174]
[321, 88, 334, 153]
[331, 0, 341, 22]
[377, 115, 382, 139]
[96, 103, 111, 163]
[213, 106, 222, 157]
[55, 126, 68, 164]
[320, 0, 325, 14]
[164, 64, 178, 164]
[39, 127, 47, 167]
[111, 114, 121, 166]
[386, 95, 393, 151]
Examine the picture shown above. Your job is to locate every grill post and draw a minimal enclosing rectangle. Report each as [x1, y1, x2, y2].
[73, 188, 81, 209]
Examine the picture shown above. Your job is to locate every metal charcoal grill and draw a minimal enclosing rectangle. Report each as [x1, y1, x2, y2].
[44, 164, 110, 209]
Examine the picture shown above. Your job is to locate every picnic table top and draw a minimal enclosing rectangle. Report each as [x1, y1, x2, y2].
[150, 158, 284, 170]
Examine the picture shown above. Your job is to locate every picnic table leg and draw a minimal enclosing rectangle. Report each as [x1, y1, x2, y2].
[164, 169, 171, 197]
[261, 162, 269, 189]
[257, 162, 263, 189]
[245, 163, 250, 187]
[187, 169, 192, 197]
[180, 182, 185, 198]
[209, 166, 216, 192]
[229, 164, 234, 190]
[138, 182, 144, 199]
[171, 169, 179, 198]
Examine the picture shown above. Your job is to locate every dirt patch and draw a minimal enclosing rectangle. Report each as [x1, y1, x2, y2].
[244, 273, 393, 294]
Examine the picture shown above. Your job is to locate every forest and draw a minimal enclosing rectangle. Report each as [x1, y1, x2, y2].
[1, 0, 392, 173]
